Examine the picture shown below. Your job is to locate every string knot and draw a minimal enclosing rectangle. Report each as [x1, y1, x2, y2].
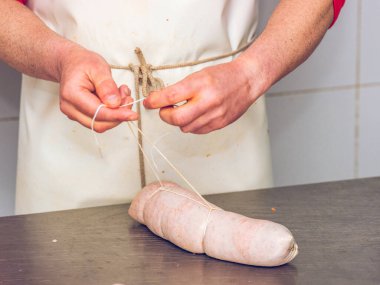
[130, 47, 164, 98]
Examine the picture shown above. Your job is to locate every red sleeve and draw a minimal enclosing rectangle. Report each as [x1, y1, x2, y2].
[17, 0, 27, 4]
[330, 0, 345, 27]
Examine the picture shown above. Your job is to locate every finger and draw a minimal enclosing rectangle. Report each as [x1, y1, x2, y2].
[180, 106, 226, 133]
[119, 85, 135, 109]
[158, 87, 222, 127]
[90, 67, 122, 108]
[119, 84, 131, 103]
[144, 84, 193, 109]
[186, 116, 226, 135]
[90, 103, 139, 122]
[158, 98, 208, 127]
[191, 125, 215, 135]
[60, 101, 121, 132]
[66, 89, 139, 122]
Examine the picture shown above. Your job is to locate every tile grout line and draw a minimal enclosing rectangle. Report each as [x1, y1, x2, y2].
[267, 82, 380, 97]
[0, 117, 19, 122]
[354, 0, 362, 179]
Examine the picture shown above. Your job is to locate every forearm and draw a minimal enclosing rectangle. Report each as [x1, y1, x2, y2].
[0, 0, 75, 82]
[236, 0, 334, 98]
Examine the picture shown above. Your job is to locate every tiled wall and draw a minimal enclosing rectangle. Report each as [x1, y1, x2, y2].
[0, 1, 379, 216]
[0, 62, 20, 217]
[263, 0, 380, 186]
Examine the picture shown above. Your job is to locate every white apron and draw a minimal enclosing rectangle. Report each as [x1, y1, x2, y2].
[16, 0, 273, 214]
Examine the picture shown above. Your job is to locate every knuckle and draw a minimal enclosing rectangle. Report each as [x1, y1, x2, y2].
[180, 126, 188, 133]
[60, 87, 69, 100]
[215, 108, 227, 119]
[201, 90, 222, 109]
[60, 85, 75, 103]
[212, 94, 224, 107]
[67, 114, 75, 121]
[166, 91, 178, 105]
[59, 102, 73, 120]
[204, 86, 222, 104]
[202, 70, 216, 86]
[94, 125, 107, 133]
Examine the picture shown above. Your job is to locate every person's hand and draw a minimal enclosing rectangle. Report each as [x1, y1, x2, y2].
[143, 60, 261, 134]
[58, 44, 138, 133]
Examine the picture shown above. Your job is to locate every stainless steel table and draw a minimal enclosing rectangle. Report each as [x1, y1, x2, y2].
[0, 178, 379, 285]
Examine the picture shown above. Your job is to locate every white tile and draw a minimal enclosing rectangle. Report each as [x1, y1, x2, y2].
[268, 0, 357, 93]
[266, 89, 355, 187]
[359, 86, 380, 177]
[0, 121, 19, 217]
[361, 2, 380, 84]
[0, 62, 21, 119]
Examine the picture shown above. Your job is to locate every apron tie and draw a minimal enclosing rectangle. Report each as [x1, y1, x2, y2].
[110, 40, 255, 100]
[128, 48, 165, 99]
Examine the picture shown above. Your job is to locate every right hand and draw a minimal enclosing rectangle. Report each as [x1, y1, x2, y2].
[58, 44, 138, 133]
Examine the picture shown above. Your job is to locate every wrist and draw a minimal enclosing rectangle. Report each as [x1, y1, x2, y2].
[53, 39, 82, 82]
[233, 52, 271, 104]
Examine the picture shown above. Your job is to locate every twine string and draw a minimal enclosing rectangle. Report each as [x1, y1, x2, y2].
[91, 41, 255, 247]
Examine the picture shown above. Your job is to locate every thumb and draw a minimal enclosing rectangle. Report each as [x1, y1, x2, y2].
[94, 73, 122, 108]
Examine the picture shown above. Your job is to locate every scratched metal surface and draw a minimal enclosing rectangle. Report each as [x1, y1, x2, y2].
[0, 177, 379, 285]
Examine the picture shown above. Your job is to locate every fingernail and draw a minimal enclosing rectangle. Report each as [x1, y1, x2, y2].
[121, 86, 129, 98]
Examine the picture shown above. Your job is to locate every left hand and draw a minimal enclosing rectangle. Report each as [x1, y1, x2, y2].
[143, 60, 260, 134]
